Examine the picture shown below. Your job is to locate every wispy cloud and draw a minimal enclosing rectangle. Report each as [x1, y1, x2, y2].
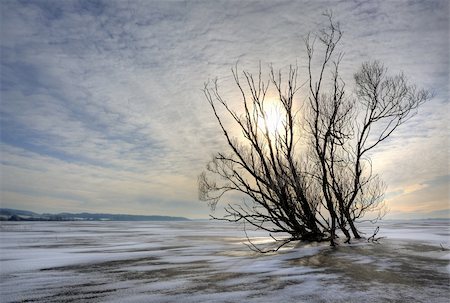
[1, 0, 448, 218]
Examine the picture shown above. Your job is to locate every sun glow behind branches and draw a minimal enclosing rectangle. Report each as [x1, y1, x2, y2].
[258, 101, 286, 137]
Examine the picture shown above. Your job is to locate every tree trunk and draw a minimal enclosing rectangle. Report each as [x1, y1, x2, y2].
[345, 210, 361, 238]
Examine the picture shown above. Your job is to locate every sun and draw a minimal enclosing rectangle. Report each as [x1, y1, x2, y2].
[259, 102, 285, 136]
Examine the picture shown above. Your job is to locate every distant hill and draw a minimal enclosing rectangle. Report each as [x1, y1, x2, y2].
[0, 208, 190, 221]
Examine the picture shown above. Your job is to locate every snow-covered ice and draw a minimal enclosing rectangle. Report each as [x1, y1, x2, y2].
[0, 220, 449, 302]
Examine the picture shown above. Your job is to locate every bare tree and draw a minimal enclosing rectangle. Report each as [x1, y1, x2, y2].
[199, 13, 430, 249]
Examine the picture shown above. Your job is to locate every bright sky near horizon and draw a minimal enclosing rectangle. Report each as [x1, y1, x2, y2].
[0, 0, 448, 219]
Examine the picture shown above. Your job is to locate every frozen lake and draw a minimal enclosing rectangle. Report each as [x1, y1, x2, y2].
[0, 220, 449, 302]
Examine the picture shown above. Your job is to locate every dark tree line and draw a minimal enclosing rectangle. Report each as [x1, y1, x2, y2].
[199, 13, 430, 250]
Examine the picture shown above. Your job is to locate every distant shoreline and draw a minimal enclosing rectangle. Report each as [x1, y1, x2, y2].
[0, 208, 190, 222]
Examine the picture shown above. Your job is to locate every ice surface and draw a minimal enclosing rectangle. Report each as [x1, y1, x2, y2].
[0, 220, 449, 302]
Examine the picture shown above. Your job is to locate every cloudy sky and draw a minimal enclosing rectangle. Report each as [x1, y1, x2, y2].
[1, 0, 448, 219]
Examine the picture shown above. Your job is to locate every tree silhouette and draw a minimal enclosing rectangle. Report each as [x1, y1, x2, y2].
[199, 13, 430, 250]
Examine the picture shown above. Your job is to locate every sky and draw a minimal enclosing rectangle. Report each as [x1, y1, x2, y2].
[0, 0, 448, 219]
